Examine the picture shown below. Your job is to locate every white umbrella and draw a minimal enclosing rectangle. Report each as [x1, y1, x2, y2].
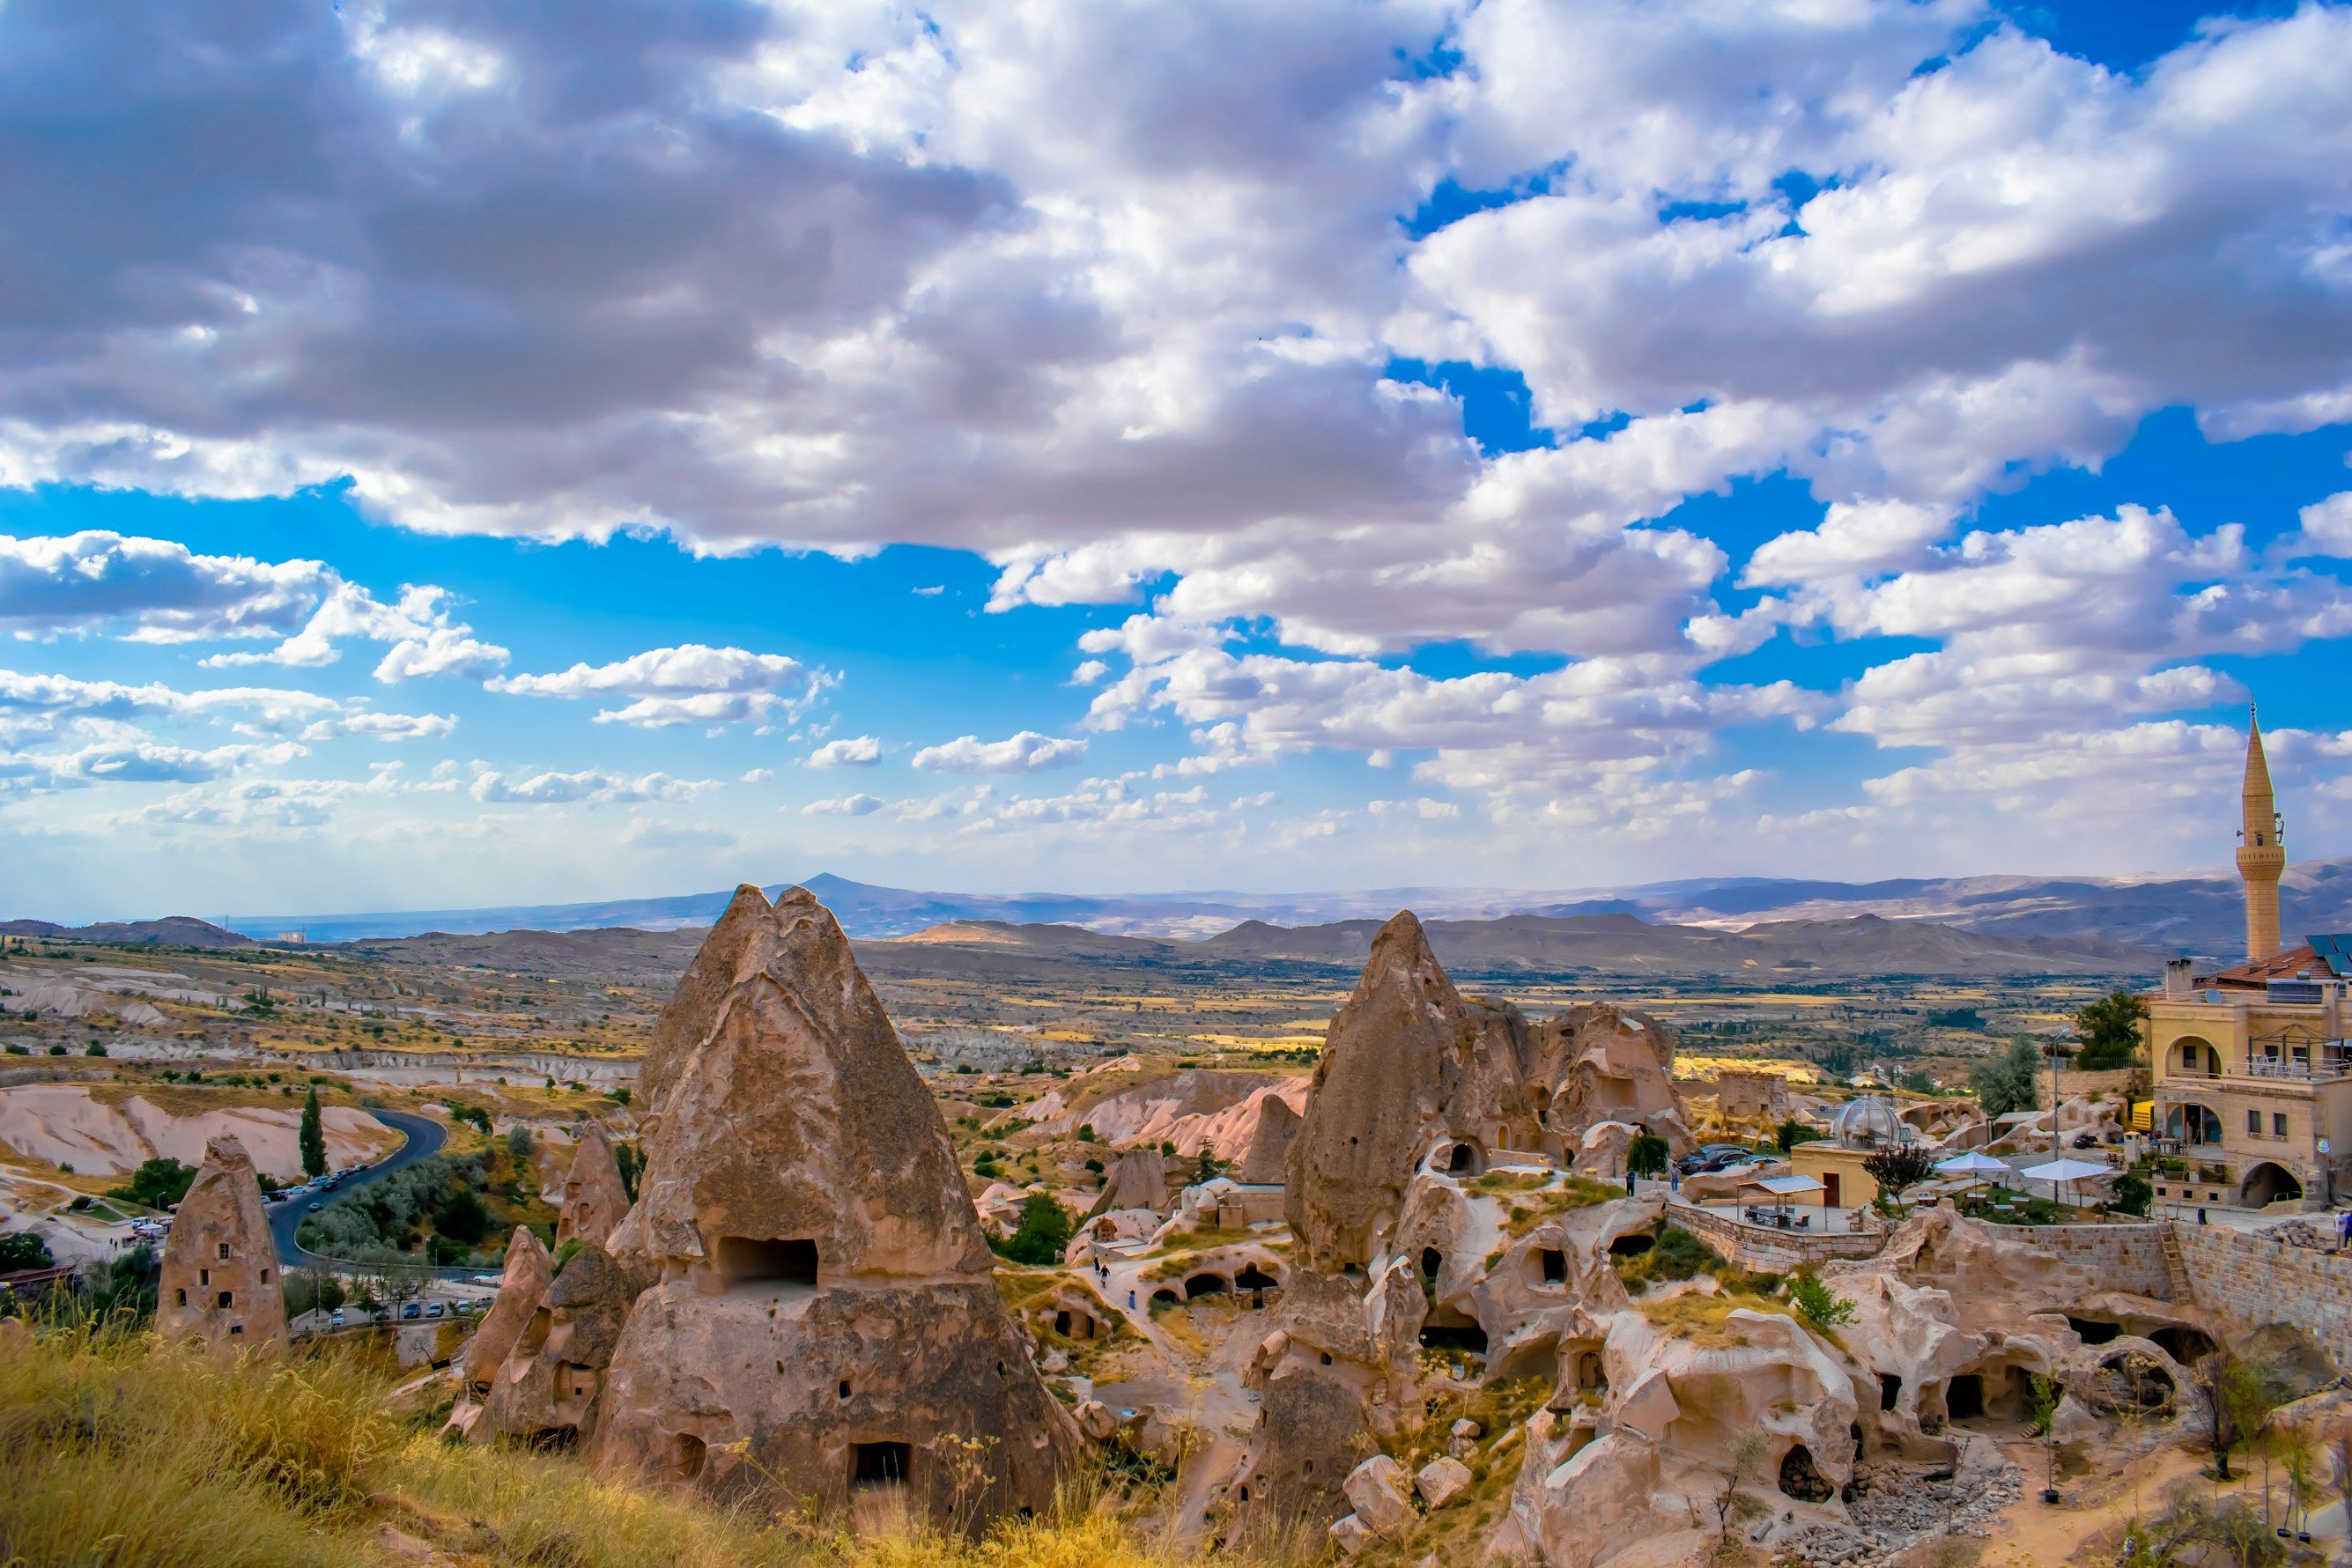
[1934, 1150, 2014, 1203]
[2014, 1156, 2111, 1208]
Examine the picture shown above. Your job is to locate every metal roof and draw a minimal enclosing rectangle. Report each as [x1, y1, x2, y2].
[2309, 934, 2352, 979]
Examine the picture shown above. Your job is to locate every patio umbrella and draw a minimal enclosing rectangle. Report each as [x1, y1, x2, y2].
[2014, 1156, 2111, 1208]
[1934, 1150, 2014, 1200]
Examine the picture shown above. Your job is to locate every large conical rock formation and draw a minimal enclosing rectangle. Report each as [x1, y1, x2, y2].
[593, 884, 1076, 1519]
[1086, 1146, 1172, 1219]
[1284, 910, 1541, 1273]
[556, 1124, 632, 1251]
[157, 1135, 286, 1352]
[1239, 1092, 1299, 1186]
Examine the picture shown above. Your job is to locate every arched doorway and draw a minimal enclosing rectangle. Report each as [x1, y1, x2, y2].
[2241, 1162, 2304, 1207]
[1443, 1140, 1486, 1178]
[2163, 1103, 2223, 1147]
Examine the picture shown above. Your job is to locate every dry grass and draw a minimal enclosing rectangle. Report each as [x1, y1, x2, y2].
[0, 1314, 1294, 1568]
[1632, 1291, 1794, 1346]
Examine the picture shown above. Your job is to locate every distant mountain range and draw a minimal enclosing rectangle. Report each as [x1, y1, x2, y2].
[194, 858, 2352, 958]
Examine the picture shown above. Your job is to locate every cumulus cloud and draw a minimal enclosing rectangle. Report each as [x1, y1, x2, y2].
[806, 735, 883, 767]
[911, 730, 1088, 773]
[487, 644, 821, 728]
[0, 531, 328, 643]
[469, 768, 714, 805]
[802, 793, 886, 817]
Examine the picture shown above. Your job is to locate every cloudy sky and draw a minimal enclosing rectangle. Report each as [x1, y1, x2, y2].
[4, 0, 2352, 921]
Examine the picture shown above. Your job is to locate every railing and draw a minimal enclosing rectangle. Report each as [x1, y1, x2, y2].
[2244, 1047, 2352, 1081]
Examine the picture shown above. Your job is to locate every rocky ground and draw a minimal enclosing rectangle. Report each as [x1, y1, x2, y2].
[1768, 1439, 2023, 1567]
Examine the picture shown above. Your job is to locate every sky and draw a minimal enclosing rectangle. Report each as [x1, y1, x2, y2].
[4, 0, 2352, 922]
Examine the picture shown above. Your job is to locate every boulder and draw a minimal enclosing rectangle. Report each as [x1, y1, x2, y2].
[590, 884, 1076, 1523]
[555, 1124, 632, 1251]
[1329, 1513, 1377, 1557]
[1343, 1453, 1416, 1537]
[1416, 1454, 1472, 1509]
[157, 1135, 286, 1352]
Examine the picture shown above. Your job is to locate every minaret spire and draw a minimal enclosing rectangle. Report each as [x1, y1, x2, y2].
[2237, 703, 2285, 962]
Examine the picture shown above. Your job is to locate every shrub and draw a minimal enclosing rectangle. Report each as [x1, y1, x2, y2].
[1790, 1270, 1855, 1332]
[2112, 1172, 2152, 1217]
[992, 1194, 1075, 1266]
[1776, 1117, 1825, 1153]
[0, 1231, 54, 1271]
[107, 1158, 196, 1212]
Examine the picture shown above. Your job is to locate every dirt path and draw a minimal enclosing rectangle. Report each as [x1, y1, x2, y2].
[1976, 1439, 2214, 1568]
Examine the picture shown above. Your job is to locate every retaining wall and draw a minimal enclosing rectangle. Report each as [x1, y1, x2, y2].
[1998, 1222, 2174, 1298]
[2171, 1223, 2352, 1369]
[1666, 1202, 1887, 1275]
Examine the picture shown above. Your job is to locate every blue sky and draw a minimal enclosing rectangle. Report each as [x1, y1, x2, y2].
[3, 0, 2350, 921]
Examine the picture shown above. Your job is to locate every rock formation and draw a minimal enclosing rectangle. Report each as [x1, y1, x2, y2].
[156, 1135, 286, 1352]
[592, 884, 1076, 1520]
[1529, 1003, 1694, 1160]
[482, 1241, 634, 1447]
[1087, 1146, 1172, 1219]
[460, 1227, 552, 1400]
[556, 1124, 632, 1251]
[1239, 1092, 1299, 1185]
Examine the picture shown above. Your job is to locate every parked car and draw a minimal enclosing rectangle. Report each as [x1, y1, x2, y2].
[329, 1308, 345, 1328]
[400, 1301, 422, 1320]
[425, 1303, 445, 1320]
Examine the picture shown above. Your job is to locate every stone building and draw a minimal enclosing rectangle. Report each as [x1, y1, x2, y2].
[157, 1135, 286, 1350]
[2142, 709, 2352, 1209]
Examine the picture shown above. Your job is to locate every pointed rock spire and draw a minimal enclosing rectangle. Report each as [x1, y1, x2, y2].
[463, 1226, 552, 1397]
[157, 1135, 286, 1352]
[556, 1124, 632, 1252]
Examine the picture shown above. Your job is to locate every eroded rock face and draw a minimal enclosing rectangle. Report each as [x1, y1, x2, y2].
[1284, 911, 1542, 1275]
[463, 1226, 552, 1397]
[556, 1125, 632, 1252]
[157, 1135, 286, 1352]
[1240, 1093, 1300, 1185]
[1530, 1004, 1693, 1161]
[482, 1241, 633, 1447]
[1087, 1147, 1172, 1219]
[591, 884, 1075, 1521]
[1493, 1307, 1861, 1568]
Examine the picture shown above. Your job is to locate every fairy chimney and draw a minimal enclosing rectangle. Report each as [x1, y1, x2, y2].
[592, 884, 1076, 1520]
[157, 1135, 287, 1351]
[556, 1124, 632, 1251]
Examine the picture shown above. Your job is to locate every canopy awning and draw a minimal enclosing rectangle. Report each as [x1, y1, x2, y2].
[1934, 1151, 2014, 1177]
[1742, 1174, 1825, 1196]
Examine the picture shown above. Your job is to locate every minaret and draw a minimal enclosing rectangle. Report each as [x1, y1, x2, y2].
[2237, 705, 2285, 962]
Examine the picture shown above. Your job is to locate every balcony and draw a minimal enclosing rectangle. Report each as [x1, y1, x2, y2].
[2244, 1047, 2352, 1082]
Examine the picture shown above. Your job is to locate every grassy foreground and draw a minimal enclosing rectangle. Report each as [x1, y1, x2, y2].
[0, 1318, 1282, 1568]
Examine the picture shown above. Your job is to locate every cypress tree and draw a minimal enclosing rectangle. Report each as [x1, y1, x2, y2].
[299, 1085, 328, 1179]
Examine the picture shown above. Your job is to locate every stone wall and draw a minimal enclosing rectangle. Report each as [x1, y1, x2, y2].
[2171, 1223, 2352, 1368]
[2053, 1068, 2138, 1099]
[1666, 1202, 1887, 1275]
[1998, 1222, 2175, 1298]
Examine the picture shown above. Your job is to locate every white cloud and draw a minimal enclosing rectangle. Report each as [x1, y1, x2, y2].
[912, 730, 1088, 773]
[1367, 797, 1462, 820]
[0, 531, 328, 643]
[806, 735, 882, 767]
[487, 644, 822, 728]
[802, 793, 886, 817]
[469, 768, 714, 805]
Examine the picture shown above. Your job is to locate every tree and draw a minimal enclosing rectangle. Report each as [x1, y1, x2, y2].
[107, 1157, 195, 1211]
[1712, 1426, 1770, 1538]
[1628, 1132, 1669, 1178]
[2111, 1172, 2152, 1217]
[2192, 1348, 2283, 1482]
[299, 1085, 328, 1179]
[992, 1193, 1075, 1266]
[1776, 1117, 1825, 1154]
[1863, 1145, 1938, 1211]
[1970, 1039, 2042, 1118]
[0, 1231, 54, 1271]
[2072, 990, 2149, 1071]
[1192, 1147, 1224, 1186]
[614, 1140, 644, 1202]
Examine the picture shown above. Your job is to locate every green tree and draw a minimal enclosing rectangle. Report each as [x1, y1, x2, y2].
[107, 1157, 196, 1211]
[0, 1231, 54, 1271]
[1776, 1117, 1825, 1154]
[614, 1140, 644, 1202]
[1627, 1132, 1668, 1179]
[992, 1193, 1075, 1266]
[2071, 989, 2149, 1070]
[2192, 1347, 2283, 1482]
[2112, 1172, 2152, 1217]
[299, 1085, 328, 1179]
[1790, 1270, 1854, 1332]
[1971, 1039, 2042, 1118]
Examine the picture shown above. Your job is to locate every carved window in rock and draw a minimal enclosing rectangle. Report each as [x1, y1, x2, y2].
[713, 1236, 818, 1289]
[851, 1440, 911, 1490]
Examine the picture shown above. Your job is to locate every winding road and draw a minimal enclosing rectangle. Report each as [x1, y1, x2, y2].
[267, 1108, 482, 1279]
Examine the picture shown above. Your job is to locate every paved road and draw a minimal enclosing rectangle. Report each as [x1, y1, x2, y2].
[267, 1108, 481, 1279]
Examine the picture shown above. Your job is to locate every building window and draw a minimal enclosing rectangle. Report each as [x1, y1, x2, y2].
[217, 1244, 230, 1261]
[2249, 1109, 2262, 1136]
[2274, 1113, 2289, 1138]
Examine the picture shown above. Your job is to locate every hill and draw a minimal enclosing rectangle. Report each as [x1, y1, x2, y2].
[0, 915, 255, 949]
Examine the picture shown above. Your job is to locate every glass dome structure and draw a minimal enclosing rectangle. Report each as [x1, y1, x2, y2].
[1834, 1096, 1902, 1149]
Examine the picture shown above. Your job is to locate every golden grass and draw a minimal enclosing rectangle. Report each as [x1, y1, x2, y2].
[1632, 1291, 1794, 1345]
[0, 1314, 1292, 1568]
